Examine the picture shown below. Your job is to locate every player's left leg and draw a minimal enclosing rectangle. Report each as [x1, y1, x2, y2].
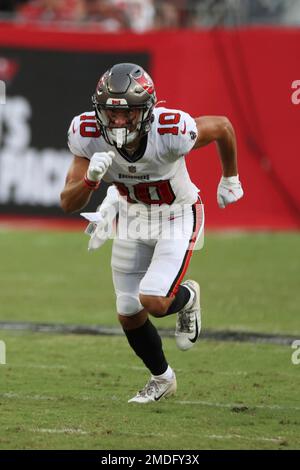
[140, 280, 201, 352]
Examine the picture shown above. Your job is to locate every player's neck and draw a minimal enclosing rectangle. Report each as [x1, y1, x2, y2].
[123, 136, 141, 154]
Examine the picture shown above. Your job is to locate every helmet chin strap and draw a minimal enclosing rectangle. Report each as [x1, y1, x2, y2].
[108, 128, 139, 148]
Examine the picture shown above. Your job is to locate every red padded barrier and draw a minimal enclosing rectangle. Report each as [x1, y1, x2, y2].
[0, 24, 299, 229]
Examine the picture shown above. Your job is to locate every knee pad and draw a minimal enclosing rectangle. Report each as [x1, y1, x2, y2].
[116, 293, 143, 316]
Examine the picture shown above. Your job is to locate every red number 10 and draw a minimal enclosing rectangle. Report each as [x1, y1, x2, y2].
[80, 114, 101, 138]
[158, 112, 180, 135]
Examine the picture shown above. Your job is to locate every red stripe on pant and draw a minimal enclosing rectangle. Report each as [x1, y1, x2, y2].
[167, 198, 202, 297]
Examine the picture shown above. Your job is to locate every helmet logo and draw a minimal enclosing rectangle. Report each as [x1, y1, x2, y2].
[132, 71, 154, 95]
[96, 71, 110, 94]
[106, 98, 128, 106]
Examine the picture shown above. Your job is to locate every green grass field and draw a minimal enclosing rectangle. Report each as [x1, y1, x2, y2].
[0, 229, 299, 449]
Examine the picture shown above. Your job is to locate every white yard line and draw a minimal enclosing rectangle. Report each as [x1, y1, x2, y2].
[206, 434, 284, 443]
[11, 364, 67, 370]
[0, 392, 57, 400]
[30, 428, 88, 435]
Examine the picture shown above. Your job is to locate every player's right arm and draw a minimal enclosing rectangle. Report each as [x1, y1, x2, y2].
[61, 152, 114, 213]
[60, 155, 92, 213]
[61, 114, 114, 213]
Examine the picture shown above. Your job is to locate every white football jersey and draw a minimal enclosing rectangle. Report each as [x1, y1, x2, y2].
[68, 107, 199, 210]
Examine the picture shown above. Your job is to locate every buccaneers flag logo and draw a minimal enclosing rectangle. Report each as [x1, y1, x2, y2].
[132, 71, 154, 95]
[96, 71, 110, 95]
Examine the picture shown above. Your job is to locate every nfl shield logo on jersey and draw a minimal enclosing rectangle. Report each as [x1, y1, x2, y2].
[128, 166, 136, 173]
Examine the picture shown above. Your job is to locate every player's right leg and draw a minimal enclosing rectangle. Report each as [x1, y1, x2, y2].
[112, 238, 176, 403]
[117, 308, 177, 404]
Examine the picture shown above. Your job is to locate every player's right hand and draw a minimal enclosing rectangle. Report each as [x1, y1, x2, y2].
[86, 151, 115, 182]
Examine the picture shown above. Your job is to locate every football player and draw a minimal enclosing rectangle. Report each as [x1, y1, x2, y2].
[61, 63, 243, 403]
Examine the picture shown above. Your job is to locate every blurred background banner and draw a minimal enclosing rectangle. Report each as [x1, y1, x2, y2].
[0, 40, 149, 215]
[0, 18, 299, 229]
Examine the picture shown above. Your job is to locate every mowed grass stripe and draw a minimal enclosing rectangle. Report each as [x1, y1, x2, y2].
[0, 231, 299, 334]
[0, 321, 298, 346]
[1, 391, 300, 412]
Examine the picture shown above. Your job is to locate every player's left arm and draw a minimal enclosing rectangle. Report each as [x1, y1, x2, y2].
[193, 116, 237, 175]
[193, 116, 244, 208]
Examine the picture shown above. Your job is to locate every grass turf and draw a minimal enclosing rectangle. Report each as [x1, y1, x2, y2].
[0, 332, 299, 450]
[0, 230, 299, 334]
[0, 229, 299, 449]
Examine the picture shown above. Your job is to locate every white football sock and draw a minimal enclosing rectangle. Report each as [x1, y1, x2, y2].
[153, 365, 174, 381]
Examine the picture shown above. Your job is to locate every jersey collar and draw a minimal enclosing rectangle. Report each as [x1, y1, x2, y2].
[115, 134, 148, 163]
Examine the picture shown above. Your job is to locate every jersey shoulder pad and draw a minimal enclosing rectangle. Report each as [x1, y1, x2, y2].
[154, 107, 198, 157]
[67, 112, 100, 159]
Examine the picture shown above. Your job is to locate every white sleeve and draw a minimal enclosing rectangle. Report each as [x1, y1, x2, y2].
[156, 108, 198, 158]
[67, 116, 90, 159]
[180, 111, 198, 155]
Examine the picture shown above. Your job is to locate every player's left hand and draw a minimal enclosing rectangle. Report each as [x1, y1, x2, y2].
[217, 175, 244, 209]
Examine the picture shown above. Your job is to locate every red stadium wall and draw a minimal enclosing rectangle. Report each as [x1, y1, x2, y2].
[0, 24, 299, 229]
